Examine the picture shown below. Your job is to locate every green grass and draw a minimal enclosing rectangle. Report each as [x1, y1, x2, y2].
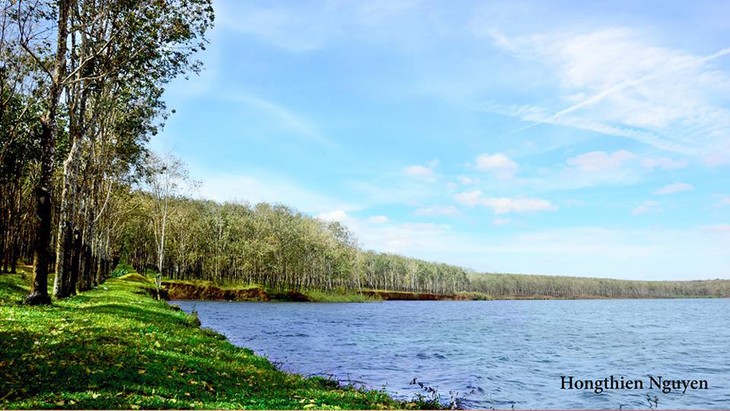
[0, 270, 436, 409]
[163, 278, 261, 291]
[162, 278, 383, 303]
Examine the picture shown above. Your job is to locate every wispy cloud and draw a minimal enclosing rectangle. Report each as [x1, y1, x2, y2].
[403, 160, 439, 180]
[403, 165, 435, 178]
[702, 224, 730, 234]
[217, 3, 329, 51]
[455, 190, 556, 214]
[492, 218, 512, 226]
[458, 176, 480, 185]
[218, 0, 423, 52]
[653, 182, 694, 195]
[640, 157, 688, 170]
[631, 200, 662, 216]
[229, 94, 332, 147]
[367, 215, 390, 224]
[566, 150, 635, 173]
[317, 210, 349, 222]
[479, 28, 730, 161]
[415, 205, 460, 216]
[714, 196, 730, 207]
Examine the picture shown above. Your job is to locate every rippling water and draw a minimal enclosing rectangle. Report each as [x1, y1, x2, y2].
[173, 299, 730, 409]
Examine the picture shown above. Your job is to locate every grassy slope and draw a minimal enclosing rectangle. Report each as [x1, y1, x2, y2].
[0, 271, 430, 410]
[162, 278, 382, 303]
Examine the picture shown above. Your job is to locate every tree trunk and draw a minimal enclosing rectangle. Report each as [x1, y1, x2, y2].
[25, 187, 52, 305]
[54, 137, 82, 298]
[79, 243, 92, 292]
[69, 229, 81, 294]
[26, 0, 70, 305]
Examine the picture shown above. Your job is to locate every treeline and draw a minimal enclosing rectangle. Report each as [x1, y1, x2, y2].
[470, 273, 730, 299]
[1, 0, 214, 304]
[117, 193, 471, 295]
[113, 191, 730, 299]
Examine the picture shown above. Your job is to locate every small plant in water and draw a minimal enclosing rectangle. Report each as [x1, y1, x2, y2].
[646, 393, 659, 410]
[187, 304, 201, 327]
[409, 378, 443, 409]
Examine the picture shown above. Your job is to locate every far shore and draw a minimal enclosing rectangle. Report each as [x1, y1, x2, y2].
[158, 277, 728, 303]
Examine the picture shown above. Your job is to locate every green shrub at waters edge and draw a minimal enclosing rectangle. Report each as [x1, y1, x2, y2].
[303, 289, 382, 303]
[0, 270, 438, 409]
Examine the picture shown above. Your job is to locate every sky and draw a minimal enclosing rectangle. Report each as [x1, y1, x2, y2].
[153, 0, 730, 281]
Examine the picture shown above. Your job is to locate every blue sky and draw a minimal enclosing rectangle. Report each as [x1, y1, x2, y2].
[153, 0, 730, 280]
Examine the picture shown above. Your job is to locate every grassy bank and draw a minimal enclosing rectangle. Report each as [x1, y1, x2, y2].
[0, 270, 434, 409]
[161, 279, 382, 303]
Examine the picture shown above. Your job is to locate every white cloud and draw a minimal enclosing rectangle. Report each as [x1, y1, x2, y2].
[631, 200, 662, 216]
[653, 182, 694, 195]
[317, 210, 349, 222]
[475, 153, 518, 178]
[455, 191, 556, 214]
[403, 161, 439, 180]
[454, 190, 484, 206]
[414, 205, 460, 216]
[566, 150, 636, 173]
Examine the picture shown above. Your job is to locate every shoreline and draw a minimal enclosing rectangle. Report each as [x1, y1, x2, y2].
[160, 278, 728, 303]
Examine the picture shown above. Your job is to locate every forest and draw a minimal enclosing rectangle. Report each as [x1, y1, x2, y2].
[2, 0, 729, 305]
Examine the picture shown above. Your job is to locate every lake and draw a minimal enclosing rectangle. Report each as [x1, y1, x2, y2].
[173, 299, 730, 409]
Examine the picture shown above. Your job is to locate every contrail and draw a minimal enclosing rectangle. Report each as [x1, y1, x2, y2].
[551, 47, 730, 119]
[493, 46, 730, 139]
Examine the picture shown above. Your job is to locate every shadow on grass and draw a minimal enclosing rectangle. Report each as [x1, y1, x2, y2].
[78, 303, 194, 328]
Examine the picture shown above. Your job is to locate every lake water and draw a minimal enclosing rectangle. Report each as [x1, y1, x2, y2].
[173, 299, 730, 409]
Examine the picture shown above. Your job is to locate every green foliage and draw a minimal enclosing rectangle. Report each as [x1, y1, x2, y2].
[118, 194, 471, 296]
[110, 263, 136, 278]
[117, 273, 152, 284]
[0, 273, 437, 409]
[114, 191, 730, 300]
[304, 290, 382, 303]
[469, 272, 730, 299]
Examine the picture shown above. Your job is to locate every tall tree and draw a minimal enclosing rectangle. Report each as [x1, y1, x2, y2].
[52, 0, 214, 297]
[22, 0, 71, 305]
[144, 153, 193, 298]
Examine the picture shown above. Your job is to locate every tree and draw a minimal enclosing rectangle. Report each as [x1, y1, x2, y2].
[53, 0, 215, 298]
[22, 0, 71, 305]
[144, 152, 193, 298]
